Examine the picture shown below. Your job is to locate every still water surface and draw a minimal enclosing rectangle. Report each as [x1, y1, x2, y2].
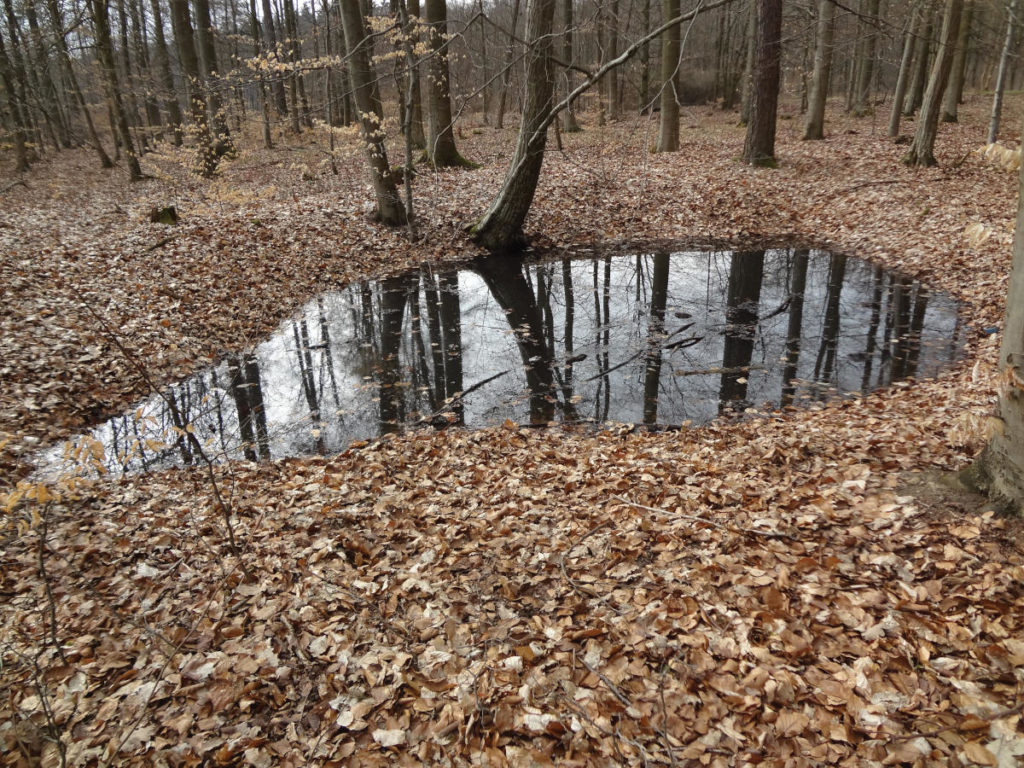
[44, 248, 964, 475]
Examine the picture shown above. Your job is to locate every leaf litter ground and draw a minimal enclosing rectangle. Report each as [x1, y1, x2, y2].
[1, 99, 1023, 766]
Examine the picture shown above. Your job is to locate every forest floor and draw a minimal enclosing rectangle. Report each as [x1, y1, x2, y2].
[2, 97, 1024, 767]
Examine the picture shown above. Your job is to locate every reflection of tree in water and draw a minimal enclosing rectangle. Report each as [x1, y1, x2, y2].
[228, 355, 270, 461]
[781, 250, 809, 406]
[643, 253, 670, 423]
[812, 252, 847, 393]
[719, 251, 765, 413]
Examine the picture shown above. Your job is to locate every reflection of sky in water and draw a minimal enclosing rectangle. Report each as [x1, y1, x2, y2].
[40, 249, 965, 477]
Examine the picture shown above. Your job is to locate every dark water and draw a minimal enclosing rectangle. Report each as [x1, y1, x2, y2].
[43, 248, 964, 476]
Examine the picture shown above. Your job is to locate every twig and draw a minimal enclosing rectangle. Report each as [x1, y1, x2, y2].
[1, 178, 28, 194]
[146, 236, 176, 252]
[888, 701, 1024, 743]
[613, 496, 796, 541]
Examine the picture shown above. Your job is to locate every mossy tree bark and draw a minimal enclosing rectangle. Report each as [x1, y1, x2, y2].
[903, 0, 962, 167]
[471, 0, 557, 252]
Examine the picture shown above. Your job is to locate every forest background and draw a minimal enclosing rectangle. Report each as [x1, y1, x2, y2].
[3, 0, 1024, 765]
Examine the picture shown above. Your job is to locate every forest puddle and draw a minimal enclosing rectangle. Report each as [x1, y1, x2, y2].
[43, 247, 965, 476]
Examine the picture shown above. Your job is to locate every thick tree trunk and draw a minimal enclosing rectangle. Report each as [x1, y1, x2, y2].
[904, 9, 934, 116]
[742, 0, 781, 166]
[851, 0, 880, 116]
[339, 0, 406, 225]
[904, 0, 962, 167]
[424, 0, 470, 166]
[889, 2, 922, 137]
[148, 0, 184, 144]
[89, 0, 142, 180]
[988, 0, 1017, 144]
[739, 0, 756, 124]
[656, 0, 680, 152]
[802, 0, 835, 140]
[962, 121, 1024, 514]
[942, 0, 972, 123]
[169, 0, 219, 175]
[471, 0, 557, 251]
[195, 0, 233, 152]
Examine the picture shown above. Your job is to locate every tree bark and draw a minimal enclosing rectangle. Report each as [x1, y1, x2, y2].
[471, 0, 557, 251]
[904, 0, 962, 167]
[561, 0, 581, 131]
[851, 0, 880, 116]
[742, 0, 781, 166]
[942, 0, 972, 123]
[889, 1, 922, 137]
[148, 0, 184, 144]
[495, 0, 522, 129]
[424, 0, 470, 166]
[169, 0, 219, 175]
[904, 8, 934, 116]
[803, 0, 835, 140]
[89, 0, 142, 180]
[339, 0, 406, 224]
[656, 0, 680, 152]
[988, 0, 1017, 144]
[195, 0, 233, 151]
[260, 0, 289, 114]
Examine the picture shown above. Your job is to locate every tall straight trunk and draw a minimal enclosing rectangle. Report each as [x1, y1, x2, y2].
[169, 0, 218, 175]
[260, 0, 289, 113]
[742, 0, 781, 166]
[942, 0, 972, 122]
[904, 0, 962, 166]
[471, 0, 557, 251]
[904, 9, 933, 116]
[48, 0, 113, 163]
[339, 0, 406, 224]
[561, 0, 581, 131]
[251, 0, 274, 146]
[149, 0, 184, 144]
[1, 0, 37, 165]
[851, 0, 880, 116]
[406, 0, 425, 146]
[283, 0, 312, 129]
[739, 0, 756, 123]
[115, 0, 147, 151]
[89, 0, 142, 179]
[495, 0, 522, 129]
[195, 0, 233, 151]
[605, 0, 619, 120]
[988, 0, 1017, 144]
[25, 0, 70, 147]
[889, 1, 922, 137]
[639, 0, 650, 110]
[424, 0, 469, 166]
[0, 23, 30, 171]
[802, 0, 835, 140]
[656, 0, 680, 152]
[127, 0, 162, 135]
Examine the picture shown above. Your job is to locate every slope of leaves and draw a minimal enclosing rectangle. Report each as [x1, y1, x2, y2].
[1, 97, 1023, 766]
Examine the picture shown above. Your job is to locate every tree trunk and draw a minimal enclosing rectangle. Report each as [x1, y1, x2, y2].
[561, 0, 581, 130]
[942, 0, 972, 122]
[851, 0, 880, 116]
[169, 0, 219, 175]
[407, 0, 425, 146]
[424, 0, 470, 166]
[742, 0, 781, 166]
[605, 0, 619, 121]
[260, 0, 289, 114]
[339, 0, 406, 225]
[47, 0, 114, 164]
[739, 0, 756, 124]
[495, 0, 522, 129]
[904, 9, 934, 116]
[904, 0, 962, 166]
[471, 0, 557, 251]
[89, 0, 142, 180]
[251, 0, 274, 147]
[656, 0, 680, 152]
[148, 0, 184, 144]
[195, 0, 233, 152]
[0, 23, 30, 171]
[988, 0, 1017, 144]
[802, 0, 835, 140]
[889, 2, 922, 137]
[961, 114, 1024, 512]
